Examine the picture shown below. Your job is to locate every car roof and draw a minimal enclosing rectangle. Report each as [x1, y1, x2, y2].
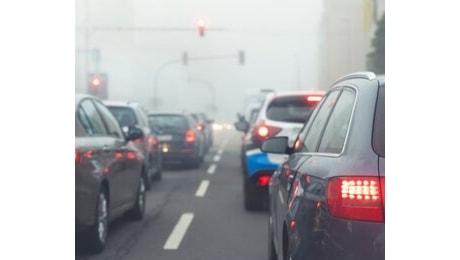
[103, 100, 140, 108]
[75, 93, 99, 110]
[265, 90, 326, 101]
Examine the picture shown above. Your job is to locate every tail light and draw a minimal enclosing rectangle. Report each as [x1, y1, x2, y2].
[75, 149, 81, 164]
[257, 175, 271, 186]
[196, 123, 205, 131]
[327, 176, 385, 222]
[305, 95, 323, 106]
[148, 136, 158, 145]
[185, 129, 196, 143]
[252, 120, 282, 140]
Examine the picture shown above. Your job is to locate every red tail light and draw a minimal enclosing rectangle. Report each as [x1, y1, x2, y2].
[327, 176, 384, 222]
[196, 123, 204, 131]
[185, 129, 196, 143]
[75, 149, 81, 164]
[252, 121, 282, 140]
[148, 136, 158, 145]
[257, 175, 271, 186]
[305, 95, 323, 106]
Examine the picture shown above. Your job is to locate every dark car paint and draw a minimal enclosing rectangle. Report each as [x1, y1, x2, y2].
[75, 95, 144, 234]
[105, 103, 163, 185]
[148, 113, 205, 167]
[265, 74, 385, 260]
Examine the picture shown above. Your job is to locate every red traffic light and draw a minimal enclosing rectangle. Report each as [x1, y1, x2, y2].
[197, 19, 206, 37]
[88, 73, 108, 99]
[91, 77, 102, 88]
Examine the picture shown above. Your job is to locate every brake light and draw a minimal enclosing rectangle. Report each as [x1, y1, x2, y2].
[306, 96, 323, 102]
[148, 136, 158, 145]
[257, 176, 271, 186]
[185, 129, 196, 143]
[305, 95, 323, 106]
[196, 123, 204, 131]
[327, 176, 384, 222]
[75, 149, 80, 164]
[252, 121, 282, 140]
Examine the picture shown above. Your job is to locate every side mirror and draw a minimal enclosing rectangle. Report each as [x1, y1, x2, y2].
[125, 125, 144, 141]
[261, 136, 289, 154]
[234, 120, 249, 132]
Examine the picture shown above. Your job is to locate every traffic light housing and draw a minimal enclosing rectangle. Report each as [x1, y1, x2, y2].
[197, 19, 206, 37]
[88, 73, 108, 99]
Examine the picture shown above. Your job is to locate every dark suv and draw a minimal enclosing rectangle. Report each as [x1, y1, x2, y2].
[104, 101, 163, 189]
[262, 72, 385, 260]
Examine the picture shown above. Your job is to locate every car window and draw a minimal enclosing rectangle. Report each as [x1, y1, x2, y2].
[373, 83, 385, 157]
[107, 106, 138, 127]
[76, 106, 93, 136]
[79, 99, 107, 135]
[266, 95, 316, 123]
[149, 115, 188, 130]
[302, 90, 341, 152]
[318, 88, 356, 153]
[94, 101, 124, 139]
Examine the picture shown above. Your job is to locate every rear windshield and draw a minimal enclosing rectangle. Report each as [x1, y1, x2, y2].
[373, 83, 385, 157]
[266, 95, 317, 123]
[107, 106, 138, 127]
[149, 115, 188, 132]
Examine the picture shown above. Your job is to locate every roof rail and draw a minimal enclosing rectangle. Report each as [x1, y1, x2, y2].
[333, 71, 377, 85]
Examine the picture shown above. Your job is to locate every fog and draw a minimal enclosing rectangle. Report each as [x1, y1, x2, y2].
[75, 0, 383, 122]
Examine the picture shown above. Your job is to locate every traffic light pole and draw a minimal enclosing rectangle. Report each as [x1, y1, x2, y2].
[152, 59, 181, 111]
[152, 51, 244, 111]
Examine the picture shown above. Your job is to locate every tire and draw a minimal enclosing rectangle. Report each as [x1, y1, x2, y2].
[127, 177, 146, 221]
[86, 189, 109, 254]
[244, 177, 260, 210]
[143, 166, 152, 191]
[152, 154, 163, 181]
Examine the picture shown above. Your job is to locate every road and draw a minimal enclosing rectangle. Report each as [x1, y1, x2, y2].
[76, 129, 269, 260]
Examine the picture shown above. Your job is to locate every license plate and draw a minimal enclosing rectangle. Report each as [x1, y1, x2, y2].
[158, 135, 173, 141]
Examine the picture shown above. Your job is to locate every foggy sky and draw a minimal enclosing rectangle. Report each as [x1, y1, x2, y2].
[75, 0, 324, 122]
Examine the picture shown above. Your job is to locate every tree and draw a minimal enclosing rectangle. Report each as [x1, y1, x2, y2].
[367, 13, 385, 74]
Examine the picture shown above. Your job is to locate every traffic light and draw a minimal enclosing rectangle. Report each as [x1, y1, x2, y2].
[197, 19, 206, 37]
[88, 73, 108, 99]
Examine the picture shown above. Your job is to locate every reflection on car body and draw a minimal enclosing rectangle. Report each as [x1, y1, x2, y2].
[263, 72, 385, 260]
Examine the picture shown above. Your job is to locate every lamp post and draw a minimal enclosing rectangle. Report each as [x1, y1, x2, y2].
[152, 59, 181, 111]
[187, 77, 216, 119]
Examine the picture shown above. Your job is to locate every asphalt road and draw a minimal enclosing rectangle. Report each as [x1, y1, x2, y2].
[76, 129, 269, 260]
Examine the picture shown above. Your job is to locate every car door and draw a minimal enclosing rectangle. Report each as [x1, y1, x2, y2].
[273, 89, 341, 255]
[93, 100, 140, 209]
[78, 98, 127, 211]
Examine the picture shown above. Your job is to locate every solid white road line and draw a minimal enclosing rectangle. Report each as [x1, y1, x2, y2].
[207, 164, 217, 175]
[213, 155, 221, 162]
[163, 213, 194, 250]
[195, 180, 210, 197]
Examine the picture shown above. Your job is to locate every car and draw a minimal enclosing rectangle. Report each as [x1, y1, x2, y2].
[190, 112, 214, 153]
[75, 94, 147, 253]
[262, 72, 385, 260]
[104, 100, 163, 189]
[234, 90, 325, 210]
[148, 112, 206, 168]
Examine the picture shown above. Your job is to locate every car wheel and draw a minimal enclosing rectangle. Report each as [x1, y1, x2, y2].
[143, 166, 152, 191]
[86, 189, 109, 254]
[127, 177, 146, 221]
[152, 153, 163, 181]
